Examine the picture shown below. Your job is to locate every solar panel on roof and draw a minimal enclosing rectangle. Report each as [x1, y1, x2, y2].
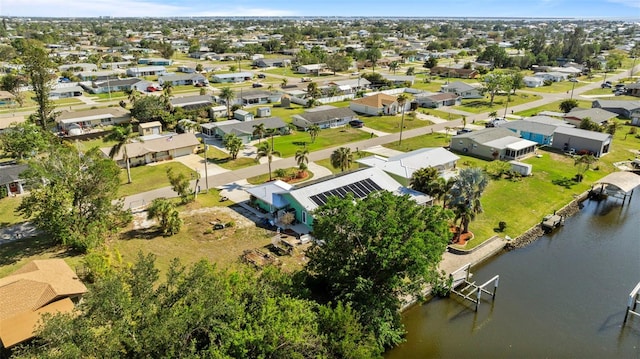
[308, 178, 384, 207]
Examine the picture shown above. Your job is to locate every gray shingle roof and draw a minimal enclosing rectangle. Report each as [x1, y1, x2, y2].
[295, 107, 357, 124]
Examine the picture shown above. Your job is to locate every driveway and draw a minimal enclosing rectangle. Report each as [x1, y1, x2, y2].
[168, 154, 230, 177]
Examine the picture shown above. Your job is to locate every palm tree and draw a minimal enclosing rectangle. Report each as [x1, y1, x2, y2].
[126, 89, 140, 105]
[307, 82, 320, 100]
[252, 123, 266, 144]
[256, 142, 281, 181]
[104, 124, 138, 184]
[308, 124, 320, 143]
[488, 111, 498, 120]
[281, 78, 288, 88]
[389, 61, 400, 74]
[574, 154, 598, 182]
[330, 147, 354, 172]
[397, 93, 408, 145]
[448, 168, 489, 238]
[219, 87, 235, 119]
[223, 133, 243, 160]
[295, 147, 309, 172]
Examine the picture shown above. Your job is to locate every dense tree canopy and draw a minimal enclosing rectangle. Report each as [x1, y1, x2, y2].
[0, 122, 50, 160]
[14, 254, 382, 358]
[305, 191, 452, 347]
[17, 143, 131, 252]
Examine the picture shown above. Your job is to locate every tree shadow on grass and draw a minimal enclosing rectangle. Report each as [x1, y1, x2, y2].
[0, 234, 64, 267]
[119, 227, 163, 241]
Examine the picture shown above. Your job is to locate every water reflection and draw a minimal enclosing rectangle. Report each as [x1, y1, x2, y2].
[387, 195, 640, 358]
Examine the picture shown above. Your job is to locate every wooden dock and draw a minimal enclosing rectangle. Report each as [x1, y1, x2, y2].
[541, 214, 564, 232]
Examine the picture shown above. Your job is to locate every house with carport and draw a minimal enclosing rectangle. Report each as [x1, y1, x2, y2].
[158, 73, 208, 86]
[440, 81, 483, 99]
[170, 95, 214, 110]
[200, 117, 288, 143]
[450, 127, 537, 161]
[356, 147, 460, 186]
[498, 116, 568, 146]
[125, 66, 167, 77]
[349, 93, 398, 115]
[523, 76, 545, 88]
[292, 105, 358, 130]
[211, 72, 253, 83]
[591, 100, 640, 119]
[415, 93, 461, 108]
[550, 127, 612, 157]
[101, 133, 200, 167]
[56, 107, 131, 134]
[563, 107, 618, 127]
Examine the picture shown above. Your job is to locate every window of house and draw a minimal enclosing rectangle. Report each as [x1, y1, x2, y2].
[301, 211, 307, 224]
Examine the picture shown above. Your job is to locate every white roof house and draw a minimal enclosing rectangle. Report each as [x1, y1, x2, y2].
[356, 148, 460, 186]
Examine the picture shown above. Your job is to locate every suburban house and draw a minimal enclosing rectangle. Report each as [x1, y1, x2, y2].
[440, 81, 483, 99]
[349, 93, 399, 115]
[125, 66, 168, 77]
[0, 91, 15, 105]
[211, 72, 253, 83]
[450, 127, 537, 161]
[0, 163, 28, 196]
[138, 121, 162, 136]
[246, 180, 293, 215]
[158, 73, 208, 86]
[550, 127, 612, 157]
[200, 117, 288, 143]
[56, 107, 131, 134]
[414, 92, 462, 108]
[326, 78, 371, 94]
[563, 107, 618, 127]
[75, 70, 121, 81]
[253, 58, 290, 68]
[138, 58, 173, 66]
[625, 83, 640, 97]
[591, 100, 640, 119]
[101, 61, 131, 70]
[0, 259, 87, 348]
[292, 105, 358, 130]
[534, 71, 568, 82]
[170, 95, 214, 110]
[50, 86, 84, 99]
[523, 76, 545, 88]
[383, 74, 416, 86]
[233, 109, 254, 122]
[296, 63, 325, 75]
[252, 167, 432, 231]
[430, 66, 479, 79]
[81, 78, 144, 94]
[177, 66, 196, 73]
[237, 90, 280, 106]
[101, 132, 200, 167]
[498, 116, 560, 146]
[356, 147, 460, 186]
[59, 63, 97, 72]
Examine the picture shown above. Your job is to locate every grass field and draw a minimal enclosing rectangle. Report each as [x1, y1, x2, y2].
[362, 113, 432, 133]
[455, 93, 543, 114]
[270, 126, 371, 158]
[0, 197, 24, 228]
[525, 81, 588, 94]
[117, 162, 195, 198]
[514, 99, 593, 117]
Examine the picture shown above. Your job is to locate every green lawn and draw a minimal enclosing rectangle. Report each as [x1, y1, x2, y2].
[514, 100, 593, 117]
[246, 167, 315, 185]
[525, 81, 588, 94]
[362, 113, 432, 133]
[410, 81, 444, 92]
[418, 108, 463, 121]
[455, 93, 543, 114]
[383, 132, 451, 152]
[314, 158, 361, 174]
[117, 162, 195, 198]
[0, 196, 25, 228]
[271, 127, 371, 158]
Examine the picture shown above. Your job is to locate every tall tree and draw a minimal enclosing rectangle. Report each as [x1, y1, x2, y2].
[482, 72, 506, 107]
[306, 191, 452, 347]
[219, 87, 235, 119]
[166, 167, 194, 204]
[559, 99, 579, 113]
[104, 124, 138, 184]
[0, 121, 49, 160]
[256, 141, 281, 181]
[330, 147, 353, 172]
[17, 144, 131, 252]
[22, 40, 56, 129]
[130, 96, 170, 124]
[223, 133, 243, 160]
[295, 147, 310, 172]
[447, 168, 489, 237]
[162, 81, 173, 97]
[410, 167, 442, 201]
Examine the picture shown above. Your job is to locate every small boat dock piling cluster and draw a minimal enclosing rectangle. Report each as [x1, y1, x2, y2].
[623, 281, 640, 325]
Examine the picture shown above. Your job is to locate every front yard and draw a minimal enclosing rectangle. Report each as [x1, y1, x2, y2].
[454, 93, 542, 114]
[362, 113, 433, 133]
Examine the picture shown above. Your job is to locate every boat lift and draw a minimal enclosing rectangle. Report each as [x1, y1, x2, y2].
[623, 281, 640, 325]
[449, 263, 500, 312]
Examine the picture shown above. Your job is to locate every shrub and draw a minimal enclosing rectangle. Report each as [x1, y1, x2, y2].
[498, 221, 507, 232]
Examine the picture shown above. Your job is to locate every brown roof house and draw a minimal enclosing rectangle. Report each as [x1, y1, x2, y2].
[349, 93, 399, 116]
[101, 133, 200, 167]
[430, 66, 479, 79]
[0, 259, 87, 348]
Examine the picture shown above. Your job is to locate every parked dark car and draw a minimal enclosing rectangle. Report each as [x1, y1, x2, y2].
[601, 83, 612, 89]
[257, 73, 266, 79]
[252, 82, 263, 88]
[349, 119, 364, 128]
[456, 128, 473, 134]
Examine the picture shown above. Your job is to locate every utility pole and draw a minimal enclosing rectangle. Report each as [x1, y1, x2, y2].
[204, 144, 209, 192]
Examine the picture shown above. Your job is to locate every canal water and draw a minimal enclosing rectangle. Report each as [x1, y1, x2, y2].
[387, 195, 640, 358]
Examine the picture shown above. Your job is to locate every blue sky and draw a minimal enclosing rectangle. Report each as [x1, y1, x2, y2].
[2, 0, 639, 18]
